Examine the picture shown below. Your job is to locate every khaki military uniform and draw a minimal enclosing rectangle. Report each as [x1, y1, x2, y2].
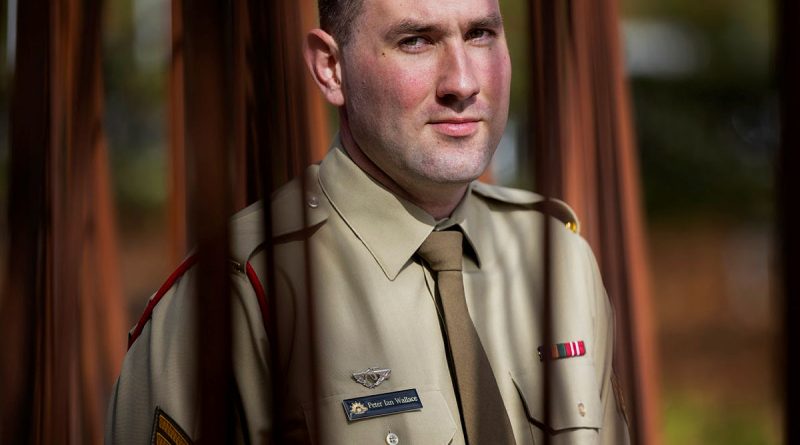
[106, 137, 630, 444]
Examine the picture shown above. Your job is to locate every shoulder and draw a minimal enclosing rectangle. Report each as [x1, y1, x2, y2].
[230, 164, 331, 265]
[470, 181, 581, 235]
[126, 165, 329, 349]
[126, 254, 198, 349]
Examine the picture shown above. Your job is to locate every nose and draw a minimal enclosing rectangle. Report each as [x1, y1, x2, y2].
[436, 43, 480, 103]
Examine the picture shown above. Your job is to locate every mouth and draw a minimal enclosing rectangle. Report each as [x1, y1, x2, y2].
[428, 118, 482, 138]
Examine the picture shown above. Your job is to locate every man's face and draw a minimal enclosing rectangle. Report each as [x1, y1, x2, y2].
[339, 0, 511, 188]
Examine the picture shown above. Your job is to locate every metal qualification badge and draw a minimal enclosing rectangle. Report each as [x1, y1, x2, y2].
[342, 389, 423, 421]
[352, 367, 392, 389]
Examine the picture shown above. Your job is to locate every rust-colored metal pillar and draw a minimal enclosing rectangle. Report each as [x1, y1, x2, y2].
[168, 2, 331, 442]
[298, 0, 332, 164]
[528, 3, 564, 442]
[229, 0, 328, 205]
[241, 0, 328, 196]
[181, 1, 235, 443]
[0, 0, 52, 441]
[527, 1, 661, 443]
[168, 0, 188, 264]
[1, 0, 125, 443]
[588, 4, 661, 444]
[246, 1, 323, 441]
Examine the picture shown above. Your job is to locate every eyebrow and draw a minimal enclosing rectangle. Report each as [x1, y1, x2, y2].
[470, 13, 504, 31]
[383, 13, 504, 41]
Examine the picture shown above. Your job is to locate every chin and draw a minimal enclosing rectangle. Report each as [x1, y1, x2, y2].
[415, 157, 490, 185]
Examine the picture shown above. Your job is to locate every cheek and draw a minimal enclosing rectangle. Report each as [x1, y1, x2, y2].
[345, 57, 433, 133]
[482, 52, 512, 96]
[390, 73, 431, 111]
[371, 61, 434, 112]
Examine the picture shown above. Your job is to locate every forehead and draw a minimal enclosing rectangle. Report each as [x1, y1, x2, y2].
[358, 0, 502, 28]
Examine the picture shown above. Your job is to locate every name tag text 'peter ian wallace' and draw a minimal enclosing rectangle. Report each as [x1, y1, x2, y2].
[342, 389, 423, 421]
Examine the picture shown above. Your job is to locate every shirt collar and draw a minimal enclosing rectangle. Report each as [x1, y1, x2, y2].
[318, 136, 483, 279]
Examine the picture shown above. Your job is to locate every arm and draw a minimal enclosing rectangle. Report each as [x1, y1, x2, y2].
[105, 261, 281, 444]
[582, 239, 631, 444]
[105, 266, 201, 444]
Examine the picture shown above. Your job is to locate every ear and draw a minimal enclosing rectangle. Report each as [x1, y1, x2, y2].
[304, 29, 345, 107]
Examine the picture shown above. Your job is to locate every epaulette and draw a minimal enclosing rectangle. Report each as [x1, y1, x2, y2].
[229, 164, 330, 267]
[471, 181, 580, 234]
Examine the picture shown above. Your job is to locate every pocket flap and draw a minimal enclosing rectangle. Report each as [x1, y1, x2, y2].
[512, 362, 603, 431]
[303, 389, 456, 444]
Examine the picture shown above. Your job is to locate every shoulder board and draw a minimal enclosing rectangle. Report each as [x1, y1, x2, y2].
[471, 181, 580, 234]
[229, 164, 330, 266]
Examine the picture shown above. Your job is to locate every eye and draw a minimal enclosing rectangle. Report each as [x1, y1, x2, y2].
[398, 36, 432, 52]
[465, 28, 495, 43]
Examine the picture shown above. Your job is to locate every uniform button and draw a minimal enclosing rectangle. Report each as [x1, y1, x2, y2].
[578, 402, 586, 417]
[386, 432, 399, 444]
[307, 194, 320, 208]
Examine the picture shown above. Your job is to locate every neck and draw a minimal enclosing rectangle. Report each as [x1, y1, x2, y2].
[339, 117, 468, 220]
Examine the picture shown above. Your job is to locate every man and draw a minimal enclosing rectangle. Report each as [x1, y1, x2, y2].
[107, 0, 630, 443]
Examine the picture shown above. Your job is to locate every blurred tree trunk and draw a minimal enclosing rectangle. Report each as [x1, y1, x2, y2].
[527, 1, 661, 443]
[0, 0, 126, 443]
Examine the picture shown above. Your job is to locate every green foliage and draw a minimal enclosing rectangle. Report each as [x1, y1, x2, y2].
[632, 79, 775, 223]
[102, 0, 169, 219]
[664, 393, 779, 445]
[111, 144, 166, 225]
[623, 0, 775, 224]
[499, 0, 531, 116]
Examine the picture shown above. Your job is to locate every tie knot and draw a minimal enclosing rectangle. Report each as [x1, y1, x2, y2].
[417, 231, 463, 272]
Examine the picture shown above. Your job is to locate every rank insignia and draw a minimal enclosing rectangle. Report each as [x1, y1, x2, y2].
[352, 367, 391, 389]
[538, 340, 586, 361]
[342, 389, 423, 421]
[151, 407, 192, 445]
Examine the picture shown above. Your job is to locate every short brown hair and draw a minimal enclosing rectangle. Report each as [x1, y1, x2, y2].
[318, 0, 364, 46]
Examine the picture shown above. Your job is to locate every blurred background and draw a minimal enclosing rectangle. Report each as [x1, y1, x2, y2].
[619, 2, 779, 444]
[0, 0, 780, 443]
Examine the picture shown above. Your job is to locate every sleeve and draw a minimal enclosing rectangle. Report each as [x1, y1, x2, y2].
[581, 239, 632, 445]
[104, 263, 282, 445]
[105, 267, 201, 444]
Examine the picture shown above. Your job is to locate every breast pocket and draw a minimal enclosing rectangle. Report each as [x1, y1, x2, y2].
[512, 362, 602, 445]
[302, 389, 457, 445]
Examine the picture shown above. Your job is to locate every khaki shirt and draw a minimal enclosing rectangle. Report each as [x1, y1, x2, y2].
[106, 139, 630, 445]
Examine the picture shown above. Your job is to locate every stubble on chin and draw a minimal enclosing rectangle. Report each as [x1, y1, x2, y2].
[403, 139, 494, 185]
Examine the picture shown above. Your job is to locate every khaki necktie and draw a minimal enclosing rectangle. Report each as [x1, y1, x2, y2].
[417, 230, 516, 445]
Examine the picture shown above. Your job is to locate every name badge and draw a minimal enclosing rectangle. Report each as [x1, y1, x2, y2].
[342, 389, 423, 421]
